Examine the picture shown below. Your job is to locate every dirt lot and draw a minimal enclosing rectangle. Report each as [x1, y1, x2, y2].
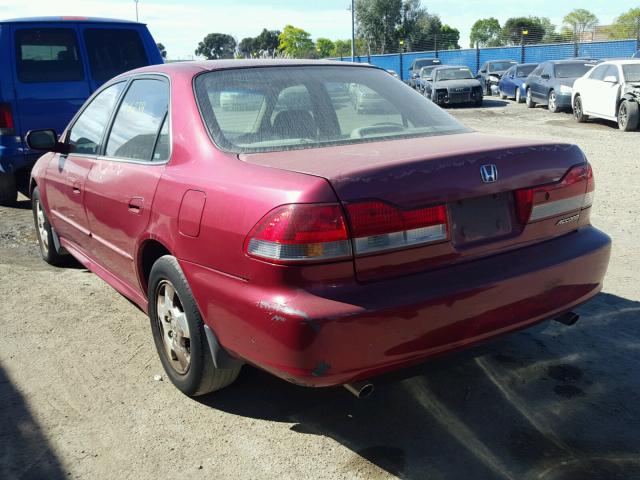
[1, 99, 639, 480]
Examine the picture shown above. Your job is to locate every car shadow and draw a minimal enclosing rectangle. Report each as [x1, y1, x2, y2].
[0, 364, 67, 479]
[479, 98, 509, 108]
[199, 292, 640, 479]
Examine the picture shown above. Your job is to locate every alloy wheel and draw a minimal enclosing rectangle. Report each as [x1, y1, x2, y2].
[549, 92, 557, 111]
[35, 199, 49, 254]
[155, 280, 191, 375]
[619, 102, 628, 128]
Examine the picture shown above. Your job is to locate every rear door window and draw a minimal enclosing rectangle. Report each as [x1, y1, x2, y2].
[83, 29, 148, 81]
[15, 28, 83, 83]
[105, 78, 169, 161]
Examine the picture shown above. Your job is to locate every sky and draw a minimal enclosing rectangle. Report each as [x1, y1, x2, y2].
[1, 0, 638, 59]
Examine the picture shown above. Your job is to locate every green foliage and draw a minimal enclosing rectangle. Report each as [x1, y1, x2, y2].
[608, 8, 640, 39]
[439, 25, 460, 50]
[563, 9, 599, 40]
[156, 42, 167, 59]
[470, 17, 502, 47]
[355, 0, 402, 54]
[278, 25, 315, 58]
[315, 38, 335, 58]
[333, 39, 352, 57]
[195, 33, 236, 59]
[502, 17, 549, 45]
[255, 29, 281, 56]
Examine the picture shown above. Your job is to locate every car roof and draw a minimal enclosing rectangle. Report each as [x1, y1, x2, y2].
[119, 59, 377, 78]
[546, 59, 598, 64]
[488, 59, 517, 63]
[0, 16, 139, 24]
[434, 65, 470, 70]
[596, 59, 640, 66]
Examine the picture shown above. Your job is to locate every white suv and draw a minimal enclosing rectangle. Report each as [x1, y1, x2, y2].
[572, 60, 640, 131]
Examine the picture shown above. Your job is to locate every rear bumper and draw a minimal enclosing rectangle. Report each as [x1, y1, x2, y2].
[556, 92, 573, 108]
[183, 226, 610, 387]
[0, 136, 29, 174]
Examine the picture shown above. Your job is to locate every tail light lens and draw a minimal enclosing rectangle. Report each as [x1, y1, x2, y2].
[245, 201, 449, 264]
[244, 204, 352, 264]
[0, 103, 14, 135]
[346, 201, 448, 255]
[515, 163, 594, 224]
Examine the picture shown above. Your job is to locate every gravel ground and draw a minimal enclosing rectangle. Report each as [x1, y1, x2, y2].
[1, 98, 639, 480]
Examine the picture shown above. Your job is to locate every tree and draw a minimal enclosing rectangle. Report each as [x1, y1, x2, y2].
[608, 8, 640, 39]
[355, 0, 402, 54]
[254, 29, 281, 57]
[316, 38, 335, 58]
[334, 39, 352, 57]
[469, 18, 502, 47]
[563, 9, 599, 41]
[238, 37, 257, 58]
[502, 17, 548, 45]
[195, 33, 236, 59]
[438, 25, 460, 50]
[156, 42, 167, 59]
[278, 25, 315, 58]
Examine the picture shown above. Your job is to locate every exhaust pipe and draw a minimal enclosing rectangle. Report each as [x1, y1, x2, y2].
[554, 311, 580, 326]
[343, 381, 375, 399]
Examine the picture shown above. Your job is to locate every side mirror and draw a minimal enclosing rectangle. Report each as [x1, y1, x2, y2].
[603, 75, 618, 84]
[541, 74, 550, 80]
[26, 129, 69, 154]
[480, 69, 487, 74]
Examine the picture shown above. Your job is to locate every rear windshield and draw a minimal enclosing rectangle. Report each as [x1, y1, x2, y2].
[623, 64, 640, 83]
[414, 59, 439, 69]
[420, 66, 438, 77]
[194, 66, 468, 154]
[435, 68, 473, 81]
[15, 28, 83, 83]
[488, 62, 516, 72]
[554, 62, 594, 78]
[517, 64, 537, 77]
[84, 29, 148, 81]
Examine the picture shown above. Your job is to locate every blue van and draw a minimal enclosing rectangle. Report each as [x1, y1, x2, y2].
[0, 17, 163, 205]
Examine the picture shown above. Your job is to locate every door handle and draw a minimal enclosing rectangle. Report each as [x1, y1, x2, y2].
[69, 178, 82, 194]
[128, 197, 144, 214]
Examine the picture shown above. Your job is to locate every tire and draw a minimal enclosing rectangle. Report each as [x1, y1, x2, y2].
[148, 255, 241, 396]
[573, 95, 588, 123]
[618, 100, 639, 132]
[32, 186, 66, 266]
[515, 88, 523, 103]
[0, 172, 18, 207]
[548, 90, 559, 113]
[499, 89, 507, 100]
[526, 88, 536, 108]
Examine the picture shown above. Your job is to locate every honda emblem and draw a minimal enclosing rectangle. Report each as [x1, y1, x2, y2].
[480, 164, 498, 183]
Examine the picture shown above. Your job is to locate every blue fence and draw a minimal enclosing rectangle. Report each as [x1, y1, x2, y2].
[335, 38, 639, 80]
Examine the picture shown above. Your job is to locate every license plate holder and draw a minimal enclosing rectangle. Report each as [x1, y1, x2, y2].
[449, 193, 515, 245]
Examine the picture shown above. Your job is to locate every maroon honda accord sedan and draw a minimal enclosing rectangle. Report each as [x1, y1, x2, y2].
[26, 60, 610, 397]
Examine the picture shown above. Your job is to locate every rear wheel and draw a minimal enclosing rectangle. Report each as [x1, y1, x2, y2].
[526, 88, 536, 108]
[499, 89, 507, 100]
[548, 90, 559, 113]
[32, 186, 66, 266]
[618, 100, 639, 131]
[573, 95, 588, 123]
[148, 256, 241, 396]
[0, 173, 17, 207]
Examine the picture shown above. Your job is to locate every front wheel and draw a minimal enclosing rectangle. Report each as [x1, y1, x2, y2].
[526, 89, 536, 108]
[148, 256, 241, 396]
[32, 186, 66, 266]
[573, 95, 588, 123]
[515, 88, 523, 103]
[618, 100, 639, 131]
[548, 90, 559, 113]
[499, 89, 507, 100]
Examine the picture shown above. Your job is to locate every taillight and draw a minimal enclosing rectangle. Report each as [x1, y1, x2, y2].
[244, 204, 352, 263]
[0, 103, 14, 134]
[346, 201, 448, 255]
[515, 163, 594, 224]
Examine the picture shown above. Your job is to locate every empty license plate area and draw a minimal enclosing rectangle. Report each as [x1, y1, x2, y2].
[449, 192, 515, 246]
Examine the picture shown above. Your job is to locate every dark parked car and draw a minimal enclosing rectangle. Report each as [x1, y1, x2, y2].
[408, 57, 441, 88]
[476, 59, 517, 95]
[415, 65, 440, 93]
[525, 60, 597, 112]
[27, 60, 609, 398]
[424, 66, 483, 106]
[0, 16, 163, 205]
[498, 63, 538, 103]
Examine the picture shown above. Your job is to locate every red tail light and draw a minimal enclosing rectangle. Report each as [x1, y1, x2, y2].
[515, 163, 594, 224]
[346, 201, 448, 254]
[0, 103, 14, 134]
[244, 204, 351, 264]
[245, 201, 449, 263]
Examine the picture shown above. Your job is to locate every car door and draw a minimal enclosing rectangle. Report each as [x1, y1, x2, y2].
[596, 65, 622, 119]
[44, 81, 126, 250]
[83, 76, 169, 290]
[526, 64, 543, 99]
[580, 64, 608, 114]
[534, 63, 553, 102]
[502, 66, 515, 96]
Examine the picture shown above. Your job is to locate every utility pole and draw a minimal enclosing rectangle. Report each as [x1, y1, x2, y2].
[350, 0, 355, 62]
[134, 0, 139, 22]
